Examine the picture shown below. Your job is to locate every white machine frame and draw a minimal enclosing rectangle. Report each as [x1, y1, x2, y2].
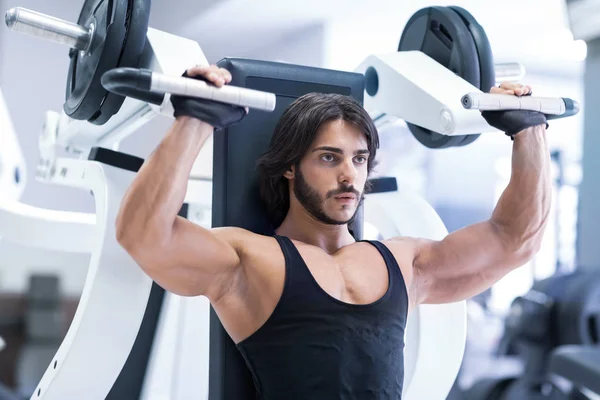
[355, 51, 502, 136]
[0, 87, 27, 200]
[0, 26, 479, 400]
[26, 158, 151, 399]
[0, 28, 212, 400]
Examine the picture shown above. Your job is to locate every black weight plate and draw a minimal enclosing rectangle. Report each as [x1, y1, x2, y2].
[399, 6, 480, 149]
[454, 130, 481, 147]
[407, 125, 461, 149]
[449, 6, 495, 92]
[450, 6, 497, 147]
[64, 0, 128, 122]
[399, 6, 480, 86]
[89, 0, 150, 125]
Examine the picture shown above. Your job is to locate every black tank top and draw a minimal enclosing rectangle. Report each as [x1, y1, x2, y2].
[236, 235, 409, 399]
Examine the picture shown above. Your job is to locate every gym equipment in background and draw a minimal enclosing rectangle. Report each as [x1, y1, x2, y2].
[464, 270, 600, 400]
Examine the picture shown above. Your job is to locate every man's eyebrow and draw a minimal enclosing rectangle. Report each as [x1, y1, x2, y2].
[312, 146, 369, 155]
[312, 146, 343, 154]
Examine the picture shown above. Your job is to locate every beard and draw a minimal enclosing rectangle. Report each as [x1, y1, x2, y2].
[293, 168, 363, 225]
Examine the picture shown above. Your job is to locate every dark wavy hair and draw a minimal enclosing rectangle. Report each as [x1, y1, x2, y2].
[256, 93, 380, 228]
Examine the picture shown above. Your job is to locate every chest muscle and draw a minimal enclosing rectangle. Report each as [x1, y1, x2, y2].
[298, 244, 389, 305]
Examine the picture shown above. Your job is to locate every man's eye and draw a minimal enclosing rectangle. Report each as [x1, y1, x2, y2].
[355, 156, 367, 164]
[321, 154, 335, 162]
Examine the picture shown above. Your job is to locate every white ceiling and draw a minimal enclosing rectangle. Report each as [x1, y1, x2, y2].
[175, 0, 585, 77]
[0, 0, 585, 77]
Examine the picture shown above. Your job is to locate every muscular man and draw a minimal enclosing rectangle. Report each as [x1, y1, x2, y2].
[116, 65, 551, 399]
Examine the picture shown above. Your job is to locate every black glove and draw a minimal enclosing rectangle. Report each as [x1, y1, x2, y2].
[480, 92, 549, 139]
[481, 109, 548, 138]
[170, 71, 247, 130]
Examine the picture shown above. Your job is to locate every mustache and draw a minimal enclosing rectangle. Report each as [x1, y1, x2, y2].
[327, 184, 361, 199]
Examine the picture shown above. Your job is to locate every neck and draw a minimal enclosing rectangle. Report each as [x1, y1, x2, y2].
[275, 206, 356, 254]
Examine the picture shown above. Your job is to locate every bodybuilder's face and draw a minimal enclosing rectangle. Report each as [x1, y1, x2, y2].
[291, 119, 369, 225]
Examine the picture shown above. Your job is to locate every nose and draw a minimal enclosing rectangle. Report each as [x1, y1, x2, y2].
[338, 158, 357, 185]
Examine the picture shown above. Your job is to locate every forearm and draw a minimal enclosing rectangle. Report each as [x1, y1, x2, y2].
[491, 124, 552, 256]
[116, 117, 213, 245]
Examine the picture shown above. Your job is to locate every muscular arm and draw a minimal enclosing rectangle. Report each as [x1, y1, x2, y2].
[115, 116, 245, 300]
[411, 123, 552, 305]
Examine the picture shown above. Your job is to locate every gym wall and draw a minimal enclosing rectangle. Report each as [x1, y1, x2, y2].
[0, 0, 95, 213]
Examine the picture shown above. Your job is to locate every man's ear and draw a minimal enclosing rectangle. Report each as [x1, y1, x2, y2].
[283, 164, 295, 180]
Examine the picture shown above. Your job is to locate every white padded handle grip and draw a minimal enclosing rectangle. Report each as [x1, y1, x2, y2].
[461, 93, 579, 116]
[150, 72, 276, 112]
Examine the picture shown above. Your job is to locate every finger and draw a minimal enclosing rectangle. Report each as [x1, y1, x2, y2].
[186, 65, 225, 86]
[210, 73, 225, 87]
[205, 65, 226, 86]
[514, 85, 533, 96]
[499, 82, 533, 96]
[219, 68, 233, 83]
[499, 82, 522, 90]
[186, 64, 209, 76]
[490, 86, 514, 95]
[208, 67, 231, 84]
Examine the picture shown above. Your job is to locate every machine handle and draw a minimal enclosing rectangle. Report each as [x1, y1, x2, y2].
[101, 68, 277, 112]
[462, 92, 580, 119]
